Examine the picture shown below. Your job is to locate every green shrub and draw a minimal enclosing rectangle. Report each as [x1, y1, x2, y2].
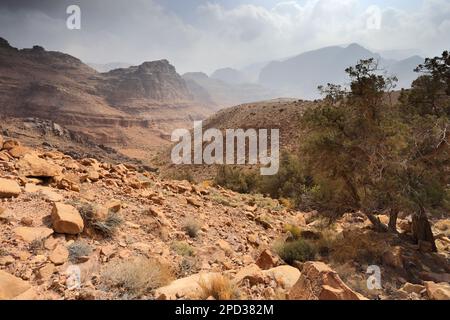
[274, 239, 316, 265]
[284, 224, 302, 240]
[214, 166, 259, 194]
[171, 241, 194, 256]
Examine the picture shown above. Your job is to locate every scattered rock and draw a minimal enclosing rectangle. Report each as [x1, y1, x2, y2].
[24, 184, 64, 202]
[1, 139, 20, 151]
[49, 244, 69, 265]
[14, 226, 53, 243]
[38, 264, 56, 281]
[425, 281, 450, 300]
[0, 270, 36, 300]
[17, 153, 62, 178]
[51, 203, 84, 235]
[255, 249, 278, 270]
[263, 265, 300, 290]
[288, 261, 367, 300]
[20, 217, 34, 227]
[233, 264, 265, 286]
[186, 197, 201, 207]
[400, 283, 425, 295]
[216, 239, 232, 254]
[155, 272, 220, 300]
[0, 178, 21, 198]
[8, 145, 31, 158]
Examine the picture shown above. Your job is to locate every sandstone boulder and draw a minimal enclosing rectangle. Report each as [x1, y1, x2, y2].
[51, 203, 84, 234]
[8, 145, 31, 158]
[400, 283, 425, 295]
[233, 264, 265, 286]
[81, 169, 100, 182]
[425, 281, 450, 300]
[0, 178, 21, 198]
[263, 265, 300, 290]
[1, 139, 20, 151]
[155, 272, 220, 300]
[255, 249, 279, 270]
[0, 150, 12, 161]
[49, 244, 69, 265]
[24, 184, 63, 202]
[216, 239, 232, 255]
[38, 264, 56, 281]
[288, 261, 367, 300]
[17, 153, 63, 178]
[0, 270, 36, 300]
[14, 226, 53, 242]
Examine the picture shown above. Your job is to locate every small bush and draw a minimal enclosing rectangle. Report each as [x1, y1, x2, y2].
[171, 241, 194, 257]
[330, 230, 386, 265]
[199, 274, 240, 300]
[92, 211, 123, 237]
[183, 218, 201, 238]
[274, 239, 316, 265]
[284, 224, 302, 240]
[214, 166, 259, 194]
[311, 229, 338, 257]
[69, 201, 123, 237]
[102, 257, 173, 297]
[177, 257, 200, 278]
[210, 193, 236, 207]
[68, 241, 92, 263]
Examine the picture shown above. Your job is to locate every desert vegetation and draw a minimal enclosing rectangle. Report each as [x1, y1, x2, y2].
[215, 52, 450, 251]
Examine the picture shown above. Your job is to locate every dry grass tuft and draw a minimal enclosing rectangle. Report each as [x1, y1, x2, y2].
[102, 257, 173, 297]
[199, 274, 240, 300]
[183, 217, 201, 238]
[329, 230, 387, 265]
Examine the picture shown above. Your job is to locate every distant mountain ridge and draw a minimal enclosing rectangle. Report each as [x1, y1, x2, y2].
[258, 43, 423, 99]
[0, 37, 211, 148]
[183, 72, 282, 108]
[210, 44, 424, 100]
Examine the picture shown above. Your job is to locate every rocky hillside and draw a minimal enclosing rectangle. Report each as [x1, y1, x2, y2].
[157, 98, 315, 181]
[0, 135, 449, 300]
[0, 37, 211, 151]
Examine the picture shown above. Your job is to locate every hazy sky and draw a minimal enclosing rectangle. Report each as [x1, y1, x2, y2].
[0, 0, 448, 74]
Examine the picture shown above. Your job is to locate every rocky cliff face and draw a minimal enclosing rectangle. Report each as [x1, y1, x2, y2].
[0, 38, 211, 147]
[100, 60, 194, 108]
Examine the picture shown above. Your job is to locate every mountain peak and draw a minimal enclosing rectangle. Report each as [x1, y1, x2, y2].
[0, 37, 11, 48]
[137, 59, 176, 74]
[346, 43, 366, 50]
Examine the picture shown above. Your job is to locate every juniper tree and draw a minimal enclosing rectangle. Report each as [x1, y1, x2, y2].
[398, 51, 450, 250]
[301, 58, 405, 232]
[302, 54, 450, 251]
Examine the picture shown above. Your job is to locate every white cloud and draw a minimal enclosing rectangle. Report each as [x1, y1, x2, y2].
[0, 0, 449, 73]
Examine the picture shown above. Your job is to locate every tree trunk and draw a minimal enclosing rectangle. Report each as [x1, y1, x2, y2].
[388, 209, 398, 233]
[366, 212, 388, 232]
[411, 206, 437, 252]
